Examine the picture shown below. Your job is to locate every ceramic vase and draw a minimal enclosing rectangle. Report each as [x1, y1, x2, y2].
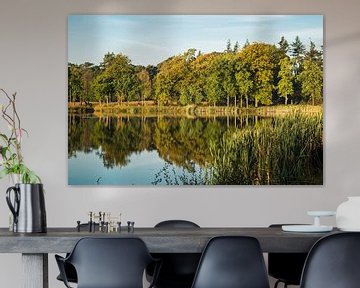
[336, 197, 360, 231]
[6, 183, 47, 233]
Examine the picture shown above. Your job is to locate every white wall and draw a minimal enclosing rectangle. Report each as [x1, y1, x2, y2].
[1, 0, 360, 286]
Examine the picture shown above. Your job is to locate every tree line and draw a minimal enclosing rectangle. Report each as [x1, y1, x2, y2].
[68, 36, 323, 108]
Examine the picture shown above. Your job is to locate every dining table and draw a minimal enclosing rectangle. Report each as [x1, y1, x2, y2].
[0, 226, 340, 288]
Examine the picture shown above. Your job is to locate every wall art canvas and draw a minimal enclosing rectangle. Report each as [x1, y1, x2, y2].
[68, 15, 323, 185]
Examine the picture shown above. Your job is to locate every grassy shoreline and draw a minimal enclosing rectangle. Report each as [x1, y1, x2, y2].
[68, 102, 322, 118]
[209, 111, 323, 185]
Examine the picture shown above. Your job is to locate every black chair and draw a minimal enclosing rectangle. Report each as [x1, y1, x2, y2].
[56, 223, 99, 284]
[55, 237, 160, 288]
[147, 220, 201, 288]
[56, 262, 77, 284]
[300, 232, 360, 288]
[268, 224, 308, 288]
[154, 220, 200, 229]
[191, 236, 270, 288]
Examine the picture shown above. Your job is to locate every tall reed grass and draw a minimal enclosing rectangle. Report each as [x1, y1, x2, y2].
[209, 111, 323, 185]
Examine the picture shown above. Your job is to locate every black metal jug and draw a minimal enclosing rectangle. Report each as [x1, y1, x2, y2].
[6, 183, 47, 233]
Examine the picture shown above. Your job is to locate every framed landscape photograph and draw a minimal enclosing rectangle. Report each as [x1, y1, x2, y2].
[68, 15, 323, 185]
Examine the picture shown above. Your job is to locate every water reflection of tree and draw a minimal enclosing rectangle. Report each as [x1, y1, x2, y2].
[68, 114, 234, 171]
[154, 118, 220, 170]
[90, 117, 151, 168]
[68, 114, 97, 157]
[68, 113, 322, 185]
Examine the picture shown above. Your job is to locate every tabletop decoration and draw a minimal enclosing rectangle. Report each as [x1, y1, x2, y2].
[282, 211, 335, 232]
[336, 197, 360, 231]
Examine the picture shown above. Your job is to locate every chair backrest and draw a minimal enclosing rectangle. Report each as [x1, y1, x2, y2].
[268, 224, 308, 285]
[151, 220, 201, 286]
[300, 232, 360, 288]
[155, 220, 200, 228]
[191, 236, 270, 288]
[67, 237, 154, 288]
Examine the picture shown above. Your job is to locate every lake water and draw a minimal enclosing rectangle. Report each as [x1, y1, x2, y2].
[68, 113, 323, 185]
[68, 114, 253, 185]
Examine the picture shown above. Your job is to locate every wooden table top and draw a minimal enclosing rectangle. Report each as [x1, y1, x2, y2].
[0, 227, 340, 253]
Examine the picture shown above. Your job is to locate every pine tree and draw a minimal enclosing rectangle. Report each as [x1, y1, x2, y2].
[243, 39, 250, 48]
[291, 36, 305, 58]
[233, 41, 239, 53]
[278, 36, 289, 54]
[306, 41, 323, 66]
[290, 36, 306, 102]
[226, 39, 232, 53]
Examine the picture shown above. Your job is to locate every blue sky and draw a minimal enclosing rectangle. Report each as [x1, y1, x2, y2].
[68, 15, 323, 66]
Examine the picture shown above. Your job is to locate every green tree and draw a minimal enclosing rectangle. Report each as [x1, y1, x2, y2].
[291, 36, 306, 59]
[306, 40, 323, 66]
[226, 39, 232, 53]
[239, 43, 278, 107]
[137, 68, 152, 105]
[243, 39, 250, 48]
[92, 72, 114, 104]
[155, 49, 198, 105]
[290, 36, 306, 102]
[190, 52, 219, 105]
[290, 36, 305, 77]
[81, 62, 96, 103]
[205, 73, 222, 106]
[154, 56, 184, 105]
[222, 54, 237, 107]
[91, 53, 140, 104]
[179, 48, 200, 105]
[233, 41, 239, 53]
[277, 57, 294, 105]
[184, 48, 197, 63]
[108, 54, 140, 102]
[278, 36, 289, 55]
[68, 63, 83, 103]
[203, 54, 234, 107]
[146, 65, 158, 80]
[235, 60, 253, 108]
[298, 59, 323, 105]
[179, 74, 204, 106]
[100, 52, 115, 70]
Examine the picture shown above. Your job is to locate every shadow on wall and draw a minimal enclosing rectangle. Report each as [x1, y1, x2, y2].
[327, 31, 360, 46]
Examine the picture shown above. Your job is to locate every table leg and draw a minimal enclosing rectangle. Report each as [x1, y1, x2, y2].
[22, 253, 48, 288]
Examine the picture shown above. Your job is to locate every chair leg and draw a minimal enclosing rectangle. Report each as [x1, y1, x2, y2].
[274, 280, 281, 288]
[274, 280, 290, 288]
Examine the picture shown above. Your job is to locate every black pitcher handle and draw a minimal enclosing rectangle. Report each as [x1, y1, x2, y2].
[6, 186, 20, 224]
